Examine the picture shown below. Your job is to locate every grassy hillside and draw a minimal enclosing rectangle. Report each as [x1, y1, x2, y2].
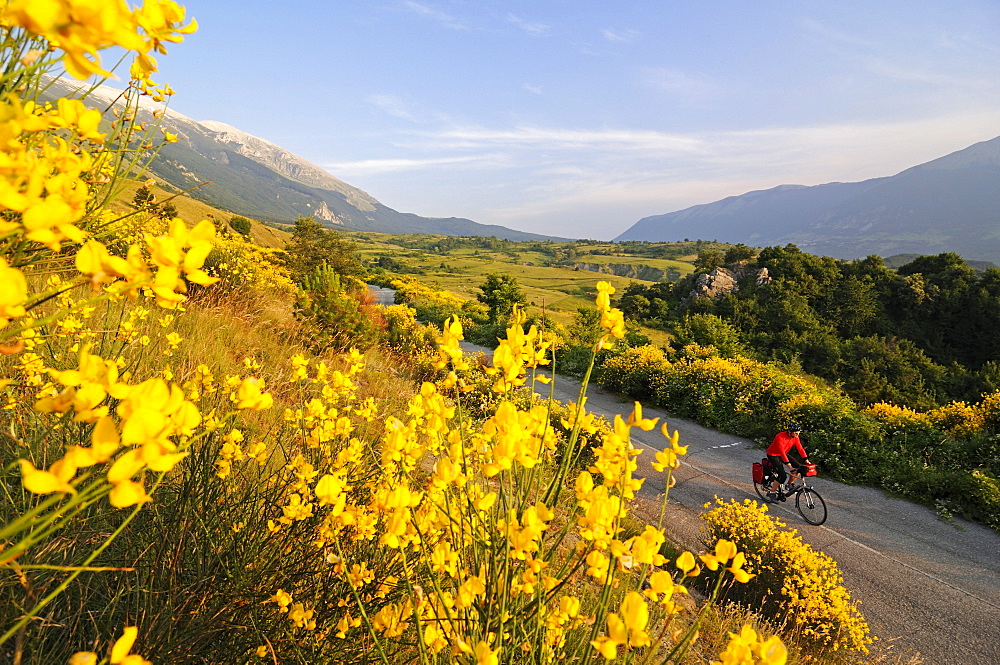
[111, 178, 290, 249]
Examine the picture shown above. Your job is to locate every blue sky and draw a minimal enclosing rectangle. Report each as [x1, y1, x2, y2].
[152, 1, 1000, 239]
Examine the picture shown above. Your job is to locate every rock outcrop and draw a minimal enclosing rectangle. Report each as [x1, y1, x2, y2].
[684, 265, 771, 303]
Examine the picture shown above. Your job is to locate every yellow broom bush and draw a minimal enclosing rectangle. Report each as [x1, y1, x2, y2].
[701, 499, 873, 656]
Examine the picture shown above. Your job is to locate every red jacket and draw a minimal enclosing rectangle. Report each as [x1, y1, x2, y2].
[766, 431, 807, 463]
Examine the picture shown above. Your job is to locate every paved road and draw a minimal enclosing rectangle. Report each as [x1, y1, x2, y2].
[460, 342, 1000, 664]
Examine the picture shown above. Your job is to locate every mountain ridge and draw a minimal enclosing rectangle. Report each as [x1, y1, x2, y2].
[46, 78, 560, 241]
[616, 136, 1000, 262]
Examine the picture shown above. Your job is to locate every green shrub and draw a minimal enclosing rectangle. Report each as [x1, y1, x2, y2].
[295, 265, 383, 351]
[463, 322, 506, 348]
[229, 216, 252, 236]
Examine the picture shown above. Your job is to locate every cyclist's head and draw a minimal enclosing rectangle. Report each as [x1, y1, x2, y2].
[786, 422, 802, 434]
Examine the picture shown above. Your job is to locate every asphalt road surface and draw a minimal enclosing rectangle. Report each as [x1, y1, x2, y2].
[460, 342, 1000, 664]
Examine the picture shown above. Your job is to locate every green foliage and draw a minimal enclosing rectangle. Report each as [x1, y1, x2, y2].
[460, 299, 490, 325]
[133, 183, 156, 210]
[373, 254, 409, 272]
[623, 247, 1000, 410]
[724, 243, 756, 264]
[672, 314, 748, 358]
[695, 248, 726, 271]
[229, 215, 252, 235]
[295, 264, 382, 351]
[462, 322, 507, 348]
[597, 345, 671, 402]
[569, 307, 602, 346]
[157, 201, 178, 220]
[476, 272, 527, 324]
[284, 216, 361, 282]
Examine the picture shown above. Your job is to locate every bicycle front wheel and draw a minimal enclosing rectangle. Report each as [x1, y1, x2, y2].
[796, 488, 827, 525]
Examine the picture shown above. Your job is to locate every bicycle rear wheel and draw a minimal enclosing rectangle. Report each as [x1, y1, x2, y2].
[753, 476, 771, 502]
[796, 488, 827, 525]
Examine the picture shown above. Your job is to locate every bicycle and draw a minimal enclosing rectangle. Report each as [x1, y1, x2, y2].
[752, 459, 827, 525]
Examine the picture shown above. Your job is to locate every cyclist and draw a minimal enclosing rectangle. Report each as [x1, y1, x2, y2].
[766, 422, 812, 502]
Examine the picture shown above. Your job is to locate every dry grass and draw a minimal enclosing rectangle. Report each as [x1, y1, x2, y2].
[109, 179, 290, 249]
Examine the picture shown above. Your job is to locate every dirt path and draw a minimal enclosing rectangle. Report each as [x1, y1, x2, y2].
[461, 342, 1000, 664]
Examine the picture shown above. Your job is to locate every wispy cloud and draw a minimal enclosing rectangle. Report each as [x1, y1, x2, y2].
[797, 16, 997, 92]
[602, 27, 640, 43]
[508, 13, 549, 36]
[641, 67, 721, 105]
[368, 94, 418, 121]
[324, 155, 491, 176]
[339, 109, 1000, 238]
[400, 1, 467, 30]
[523, 83, 543, 95]
[409, 125, 706, 153]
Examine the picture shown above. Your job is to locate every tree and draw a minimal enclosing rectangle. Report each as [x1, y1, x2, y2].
[133, 185, 156, 211]
[618, 293, 650, 320]
[157, 201, 178, 220]
[477, 273, 527, 324]
[672, 313, 747, 357]
[283, 216, 361, 281]
[229, 216, 252, 236]
[569, 307, 602, 345]
[724, 243, 756, 264]
[695, 249, 725, 272]
[826, 276, 881, 337]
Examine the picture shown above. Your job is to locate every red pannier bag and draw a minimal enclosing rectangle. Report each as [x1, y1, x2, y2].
[752, 461, 765, 484]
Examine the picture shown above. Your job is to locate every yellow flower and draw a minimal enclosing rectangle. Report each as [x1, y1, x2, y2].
[270, 589, 292, 612]
[456, 574, 485, 609]
[676, 550, 701, 577]
[595, 281, 615, 311]
[288, 602, 316, 629]
[711, 625, 787, 665]
[19, 458, 76, 494]
[727, 551, 755, 584]
[69, 653, 97, 665]
[109, 626, 150, 665]
[619, 592, 651, 647]
[591, 612, 627, 659]
[700, 538, 738, 571]
[652, 424, 688, 472]
[290, 353, 309, 380]
[474, 641, 499, 665]
[0, 257, 28, 327]
[599, 307, 626, 340]
[234, 377, 273, 410]
[335, 613, 362, 639]
[626, 401, 658, 431]
[643, 570, 687, 611]
[109, 479, 152, 508]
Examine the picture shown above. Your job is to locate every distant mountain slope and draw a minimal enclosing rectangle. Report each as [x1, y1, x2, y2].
[616, 136, 1000, 262]
[47, 79, 555, 241]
